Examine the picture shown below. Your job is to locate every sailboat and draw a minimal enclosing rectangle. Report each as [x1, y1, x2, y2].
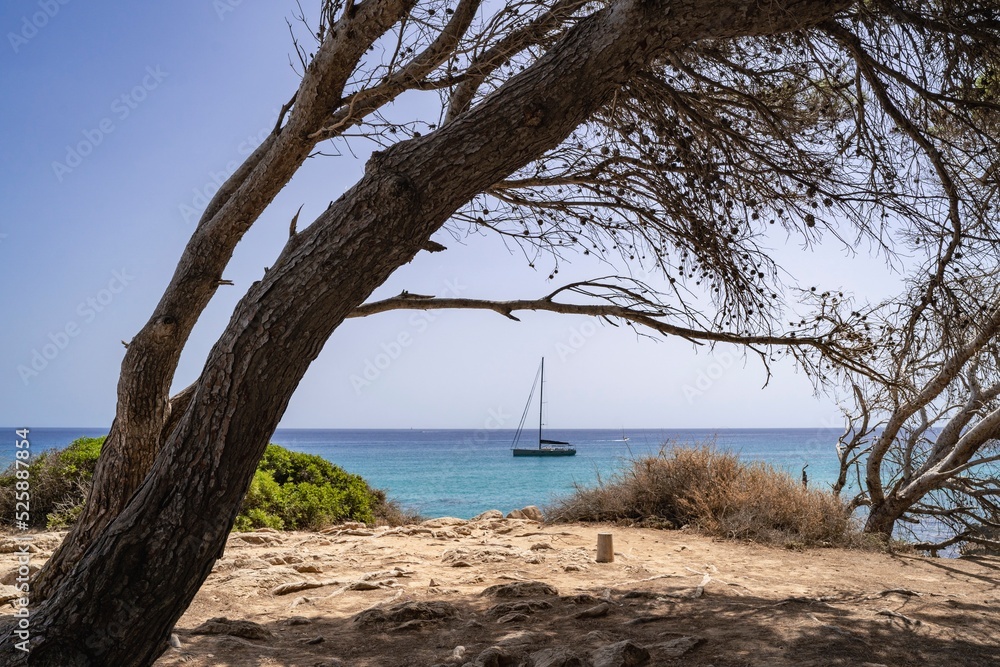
[511, 358, 576, 457]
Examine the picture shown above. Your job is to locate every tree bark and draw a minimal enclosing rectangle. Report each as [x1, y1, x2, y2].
[12, 1, 849, 663]
[31, 0, 417, 601]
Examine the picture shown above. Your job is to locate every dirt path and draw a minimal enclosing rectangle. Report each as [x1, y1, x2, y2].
[2, 512, 998, 666]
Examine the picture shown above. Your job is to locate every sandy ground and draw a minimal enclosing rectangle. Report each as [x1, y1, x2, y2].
[2, 512, 999, 666]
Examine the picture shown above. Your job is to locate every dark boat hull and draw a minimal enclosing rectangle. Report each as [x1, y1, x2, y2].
[513, 447, 576, 457]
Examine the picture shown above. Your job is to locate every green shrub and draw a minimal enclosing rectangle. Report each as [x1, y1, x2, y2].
[233, 446, 385, 530]
[0, 439, 417, 532]
[547, 444, 859, 548]
[0, 436, 104, 529]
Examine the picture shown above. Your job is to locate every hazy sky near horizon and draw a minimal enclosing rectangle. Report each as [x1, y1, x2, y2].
[1, 0, 905, 430]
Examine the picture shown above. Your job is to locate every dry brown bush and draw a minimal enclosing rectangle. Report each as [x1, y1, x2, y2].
[548, 445, 861, 548]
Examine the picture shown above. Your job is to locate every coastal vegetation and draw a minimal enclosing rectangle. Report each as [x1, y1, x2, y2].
[549, 446, 865, 549]
[0, 438, 412, 531]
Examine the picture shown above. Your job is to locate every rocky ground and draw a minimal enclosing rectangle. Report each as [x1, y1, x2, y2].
[2, 509, 999, 666]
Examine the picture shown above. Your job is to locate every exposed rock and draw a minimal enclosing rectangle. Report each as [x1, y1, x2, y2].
[495, 630, 547, 646]
[265, 555, 304, 566]
[521, 506, 544, 522]
[0, 541, 39, 554]
[496, 612, 530, 624]
[468, 645, 523, 667]
[0, 585, 23, 605]
[422, 517, 469, 528]
[444, 546, 542, 566]
[302, 635, 325, 644]
[486, 600, 553, 617]
[283, 616, 312, 626]
[575, 603, 610, 619]
[532, 648, 589, 667]
[619, 590, 661, 600]
[507, 509, 527, 519]
[293, 563, 323, 573]
[563, 594, 600, 605]
[189, 617, 272, 641]
[1, 566, 37, 585]
[624, 615, 671, 626]
[271, 580, 329, 596]
[646, 636, 702, 658]
[353, 600, 459, 626]
[235, 533, 282, 546]
[530, 542, 553, 551]
[482, 581, 558, 598]
[591, 640, 650, 667]
[471, 509, 504, 521]
[348, 581, 383, 591]
[392, 619, 440, 631]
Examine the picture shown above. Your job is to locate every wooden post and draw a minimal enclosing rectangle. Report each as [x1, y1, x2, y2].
[596, 533, 614, 563]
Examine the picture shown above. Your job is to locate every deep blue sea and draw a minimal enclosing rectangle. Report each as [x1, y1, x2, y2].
[2, 427, 845, 518]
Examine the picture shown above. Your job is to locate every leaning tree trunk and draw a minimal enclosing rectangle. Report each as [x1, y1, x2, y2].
[31, 0, 417, 601]
[10, 1, 847, 663]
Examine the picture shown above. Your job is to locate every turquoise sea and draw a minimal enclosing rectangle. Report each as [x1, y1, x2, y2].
[4, 427, 845, 518]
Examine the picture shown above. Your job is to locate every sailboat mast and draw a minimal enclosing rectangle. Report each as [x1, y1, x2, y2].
[538, 358, 544, 449]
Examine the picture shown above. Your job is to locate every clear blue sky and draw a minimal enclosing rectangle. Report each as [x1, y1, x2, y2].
[0, 0, 901, 430]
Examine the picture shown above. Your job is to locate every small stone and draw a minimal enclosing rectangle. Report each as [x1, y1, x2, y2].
[349, 581, 382, 591]
[293, 564, 323, 573]
[530, 542, 553, 551]
[591, 640, 650, 667]
[302, 635, 325, 644]
[283, 616, 312, 626]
